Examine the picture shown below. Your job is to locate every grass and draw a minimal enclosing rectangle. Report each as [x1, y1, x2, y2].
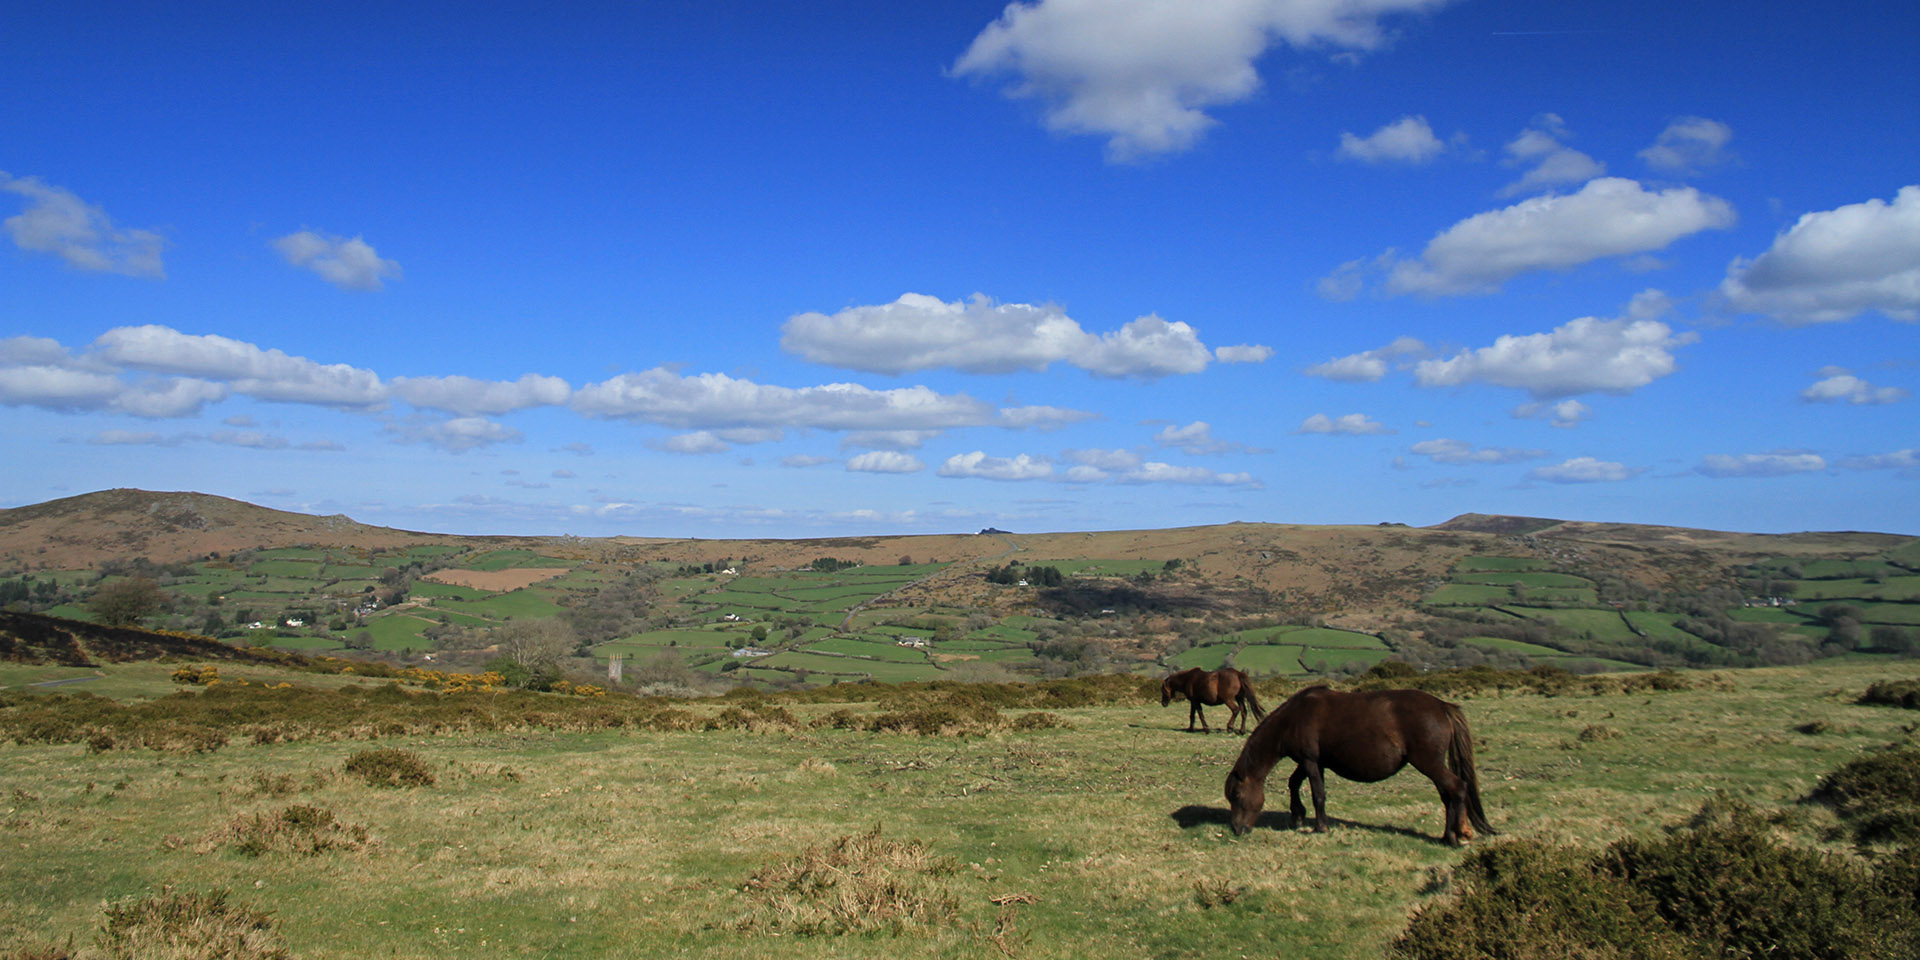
[3, 659, 1913, 958]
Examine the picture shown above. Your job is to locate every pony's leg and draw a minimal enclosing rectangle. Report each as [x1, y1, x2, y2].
[1301, 761, 1329, 833]
[1226, 700, 1244, 734]
[1287, 765, 1309, 829]
[1411, 754, 1470, 846]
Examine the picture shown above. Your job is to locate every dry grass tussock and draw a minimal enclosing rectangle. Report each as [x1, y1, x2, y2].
[736, 826, 961, 936]
[0, 888, 291, 960]
[170, 803, 371, 858]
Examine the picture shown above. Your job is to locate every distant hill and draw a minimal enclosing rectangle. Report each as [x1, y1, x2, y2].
[0, 489, 461, 568]
[0, 609, 307, 668]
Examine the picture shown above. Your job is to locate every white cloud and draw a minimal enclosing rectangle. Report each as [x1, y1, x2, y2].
[847, 451, 925, 474]
[0, 173, 166, 278]
[272, 230, 401, 291]
[384, 416, 523, 453]
[998, 405, 1100, 430]
[1528, 457, 1637, 483]
[938, 451, 1054, 481]
[208, 430, 290, 450]
[655, 431, 731, 455]
[0, 336, 73, 367]
[1638, 117, 1733, 174]
[1118, 462, 1259, 486]
[1214, 343, 1274, 364]
[1838, 449, 1919, 471]
[1063, 447, 1144, 480]
[1719, 185, 1920, 324]
[1514, 398, 1593, 428]
[1497, 115, 1605, 198]
[782, 293, 1214, 379]
[1696, 451, 1826, 478]
[1156, 421, 1234, 454]
[1408, 438, 1546, 465]
[389, 373, 571, 416]
[1296, 412, 1390, 435]
[572, 367, 997, 432]
[91, 325, 388, 409]
[843, 430, 941, 451]
[1800, 367, 1909, 405]
[781, 454, 838, 468]
[87, 430, 174, 446]
[1414, 307, 1696, 400]
[1385, 178, 1736, 296]
[1337, 115, 1446, 164]
[0, 364, 226, 418]
[1305, 336, 1428, 381]
[953, 0, 1455, 161]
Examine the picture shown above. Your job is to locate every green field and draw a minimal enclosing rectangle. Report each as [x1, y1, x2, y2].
[1426, 584, 1516, 605]
[1452, 556, 1547, 572]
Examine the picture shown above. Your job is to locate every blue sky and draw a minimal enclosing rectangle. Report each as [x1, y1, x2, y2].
[3, 0, 1916, 538]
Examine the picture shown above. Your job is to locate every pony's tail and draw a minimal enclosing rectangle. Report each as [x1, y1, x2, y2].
[1238, 676, 1267, 721]
[1445, 704, 1497, 836]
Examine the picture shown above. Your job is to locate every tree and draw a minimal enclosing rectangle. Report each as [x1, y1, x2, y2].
[90, 577, 168, 626]
[486, 620, 577, 688]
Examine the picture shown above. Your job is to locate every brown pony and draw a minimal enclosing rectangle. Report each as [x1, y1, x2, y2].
[1224, 686, 1495, 846]
[1161, 667, 1266, 734]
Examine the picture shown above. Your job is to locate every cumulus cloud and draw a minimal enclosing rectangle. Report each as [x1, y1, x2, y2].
[1838, 449, 1919, 471]
[1497, 115, 1605, 197]
[1638, 117, 1733, 174]
[1117, 462, 1259, 486]
[91, 325, 388, 409]
[1528, 456, 1638, 483]
[1215, 344, 1274, 364]
[1413, 301, 1696, 400]
[573, 367, 997, 432]
[1384, 178, 1736, 296]
[1337, 115, 1447, 164]
[1514, 398, 1593, 428]
[847, 451, 925, 474]
[952, 0, 1455, 161]
[1719, 185, 1920, 324]
[781, 293, 1220, 379]
[1156, 421, 1234, 454]
[1062, 448, 1144, 482]
[998, 405, 1100, 430]
[389, 373, 571, 416]
[654, 431, 732, 454]
[1800, 367, 1909, 405]
[1305, 336, 1428, 381]
[0, 172, 166, 278]
[1696, 451, 1826, 478]
[272, 230, 401, 291]
[0, 363, 227, 418]
[384, 416, 523, 453]
[1296, 412, 1391, 435]
[843, 430, 942, 451]
[937, 451, 1054, 481]
[1408, 438, 1546, 465]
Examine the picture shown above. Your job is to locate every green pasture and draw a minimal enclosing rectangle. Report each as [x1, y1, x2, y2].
[1857, 602, 1920, 625]
[1726, 605, 1815, 625]
[1448, 571, 1594, 589]
[1298, 648, 1390, 672]
[1619, 612, 1703, 644]
[1529, 608, 1639, 642]
[430, 590, 565, 622]
[756, 650, 938, 682]
[267, 636, 347, 652]
[1785, 576, 1920, 601]
[1425, 584, 1514, 605]
[407, 581, 492, 600]
[1169, 645, 1232, 670]
[1460, 636, 1566, 657]
[1233, 643, 1306, 674]
[363, 615, 432, 651]
[803, 636, 932, 663]
[966, 624, 1038, 644]
[458, 549, 572, 571]
[1287, 627, 1387, 649]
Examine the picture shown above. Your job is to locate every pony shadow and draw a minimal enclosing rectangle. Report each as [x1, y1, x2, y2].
[1169, 805, 1445, 844]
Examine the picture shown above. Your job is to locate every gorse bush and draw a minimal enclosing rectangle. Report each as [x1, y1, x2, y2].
[1810, 745, 1920, 847]
[343, 748, 436, 788]
[95, 888, 291, 960]
[1394, 797, 1920, 960]
[1859, 679, 1920, 709]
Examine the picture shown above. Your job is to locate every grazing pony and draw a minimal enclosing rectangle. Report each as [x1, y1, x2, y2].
[1224, 686, 1495, 846]
[1161, 667, 1266, 734]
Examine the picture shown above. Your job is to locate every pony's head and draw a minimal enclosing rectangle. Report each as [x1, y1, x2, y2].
[1160, 676, 1175, 706]
[1225, 767, 1264, 836]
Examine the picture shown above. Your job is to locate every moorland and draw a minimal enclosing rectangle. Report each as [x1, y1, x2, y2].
[2, 489, 1918, 958]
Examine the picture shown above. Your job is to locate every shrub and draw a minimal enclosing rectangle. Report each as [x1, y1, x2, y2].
[95, 889, 291, 960]
[342, 748, 436, 788]
[211, 804, 370, 858]
[737, 826, 959, 936]
[1859, 679, 1920, 710]
[1810, 746, 1920, 847]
